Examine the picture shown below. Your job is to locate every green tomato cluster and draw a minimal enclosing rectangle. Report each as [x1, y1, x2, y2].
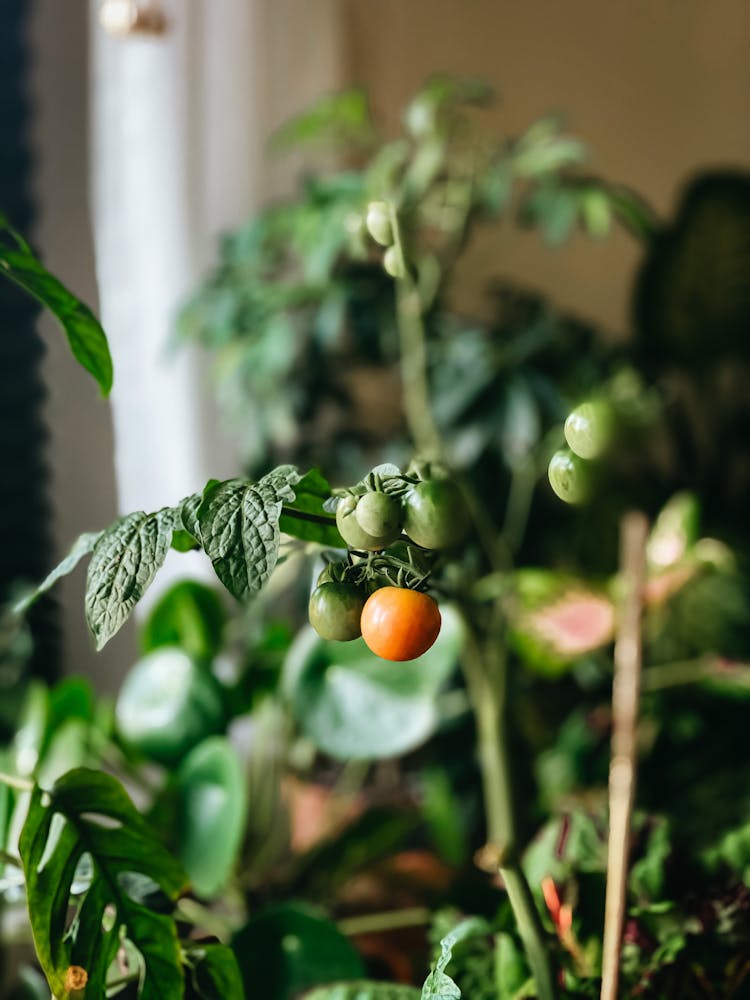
[548, 399, 614, 505]
[365, 200, 406, 279]
[335, 478, 470, 553]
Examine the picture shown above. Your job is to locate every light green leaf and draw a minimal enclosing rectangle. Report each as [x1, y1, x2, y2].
[284, 607, 463, 760]
[174, 737, 248, 898]
[0, 217, 113, 395]
[85, 507, 180, 649]
[141, 579, 226, 659]
[12, 531, 103, 616]
[421, 917, 489, 999]
[198, 468, 299, 601]
[18, 768, 187, 1000]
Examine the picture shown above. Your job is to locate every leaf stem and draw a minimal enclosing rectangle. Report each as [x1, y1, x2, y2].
[0, 848, 23, 869]
[0, 771, 34, 793]
[338, 906, 431, 937]
[280, 506, 338, 527]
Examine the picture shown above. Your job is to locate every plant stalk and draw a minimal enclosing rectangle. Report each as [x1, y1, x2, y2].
[0, 771, 34, 793]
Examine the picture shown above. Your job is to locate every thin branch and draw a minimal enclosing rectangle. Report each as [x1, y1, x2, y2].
[280, 506, 337, 527]
[601, 511, 648, 1000]
[0, 771, 34, 793]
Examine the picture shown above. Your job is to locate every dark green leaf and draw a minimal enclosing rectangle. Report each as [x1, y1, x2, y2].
[184, 942, 245, 1000]
[12, 531, 103, 616]
[141, 579, 227, 659]
[198, 468, 299, 601]
[85, 507, 180, 649]
[0, 218, 113, 395]
[18, 768, 187, 999]
[174, 737, 248, 898]
[304, 985, 421, 1000]
[232, 902, 364, 1000]
[279, 468, 343, 546]
[284, 608, 462, 760]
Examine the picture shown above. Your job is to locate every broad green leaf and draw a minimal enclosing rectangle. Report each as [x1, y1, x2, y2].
[495, 933, 528, 995]
[198, 468, 299, 601]
[12, 531, 102, 616]
[304, 984, 421, 1000]
[271, 88, 375, 152]
[141, 579, 227, 659]
[279, 468, 344, 547]
[174, 737, 247, 898]
[115, 647, 224, 766]
[0, 217, 113, 395]
[184, 942, 245, 1000]
[232, 902, 364, 1000]
[18, 768, 187, 1000]
[421, 917, 489, 1000]
[284, 607, 463, 760]
[85, 507, 180, 649]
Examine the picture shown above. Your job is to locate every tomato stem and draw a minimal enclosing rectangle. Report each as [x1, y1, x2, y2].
[0, 771, 34, 793]
[280, 506, 338, 527]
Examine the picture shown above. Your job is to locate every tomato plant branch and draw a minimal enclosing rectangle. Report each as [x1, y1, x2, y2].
[281, 506, 338, 527]
[0, 848, 23, 869]
[337, 906, 431, 937]
[601, 511, 648, 1000]
[460, 611, 557, 1000]
[389, 206, 442, 459]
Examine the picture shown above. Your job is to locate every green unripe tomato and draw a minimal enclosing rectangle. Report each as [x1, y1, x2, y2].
[383, 245, 406, 279]
[336, 495, 400, 550]
[365, 201, 393, 247]
[402, 479, 471, 550]
[564, 400, 613, 460]
[115, 647, 224, 766]
[547, 449, 591, 505]
[355, 491, 403, 539]
[308, 582, 365, 641]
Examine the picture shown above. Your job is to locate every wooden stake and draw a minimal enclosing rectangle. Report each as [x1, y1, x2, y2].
[600, 511, 648, 1000]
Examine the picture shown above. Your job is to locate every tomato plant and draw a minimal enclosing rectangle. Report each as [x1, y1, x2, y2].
[360, 587, 442, 662]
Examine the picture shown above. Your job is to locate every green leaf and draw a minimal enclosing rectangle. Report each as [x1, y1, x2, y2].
[635, 171, 750, 367]
[141, 579, 227, 659]
[85, 507, 180, 649]
[0, 217, 113, 395]
[173, 737, 248, 898]
[12, 531, 103, 616]
[18, 768, 187, 1000]
[271, 89, 375, 152]
[279, 468, 344, 547]
[495, 933, 528, 995]
[284, 607, 463, 760]
[421, 917, 489, 1000]
[303, 984, 421, 1000]
[184, 942, 246, 1000]
[232, 902, 364, 1000]
[198, 468, 300, 601]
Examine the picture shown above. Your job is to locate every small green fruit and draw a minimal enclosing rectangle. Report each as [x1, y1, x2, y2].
[365, 201, 393, 247]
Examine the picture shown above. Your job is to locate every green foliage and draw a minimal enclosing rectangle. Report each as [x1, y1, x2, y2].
[18, 768, 187, 999]
[197, 468, 299, 600]
[172, 736, 248, 897]
[0, 216, 113, 395]
[283, 607, 462, 760]
[141, 579, 227, 660]
[304, 985, 421, 1000]
[232, 903, 365, 1000]
[421, 916, 490, 999]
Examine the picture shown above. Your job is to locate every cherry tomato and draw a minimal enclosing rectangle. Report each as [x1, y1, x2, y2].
[402, 479, 470, 550]
[355, 491, 403, 539]
[547, 449, 591, 504]
[308, 582, 365, 641]
[360, 587, 441, 661]
[365, 201, 393, 247]
[336, 494, 401, 551]
[383, 245, 406, 279]
[564, 400, 613, 460]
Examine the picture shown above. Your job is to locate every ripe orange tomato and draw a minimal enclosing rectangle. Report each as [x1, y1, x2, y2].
[360, 587, 441, 661]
